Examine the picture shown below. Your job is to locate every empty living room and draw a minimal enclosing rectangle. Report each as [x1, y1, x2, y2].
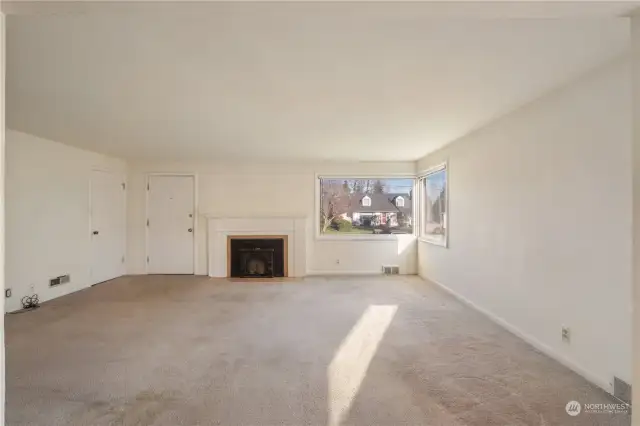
[1, 1, 640, 425]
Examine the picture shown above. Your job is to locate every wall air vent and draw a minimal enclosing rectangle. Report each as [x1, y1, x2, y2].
[50, 275, 70, 287]
[382, 265, 400, 275]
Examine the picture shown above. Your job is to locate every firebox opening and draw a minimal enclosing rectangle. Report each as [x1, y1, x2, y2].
[228, 236, 287, 278]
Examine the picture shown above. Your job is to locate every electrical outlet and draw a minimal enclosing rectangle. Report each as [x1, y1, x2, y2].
[335, 259, 340, 264]
[562, 326, 571, 343]
[5, 289, 11, 298]
[29, 284, 35, 294]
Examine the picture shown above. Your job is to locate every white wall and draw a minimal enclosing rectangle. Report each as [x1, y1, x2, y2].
[5, 130, 127, 312]
[417, 57, 632, 392]
[631, 14, 640, 424]
[127, 161, 417, 276]
[1, 12, 6, 424]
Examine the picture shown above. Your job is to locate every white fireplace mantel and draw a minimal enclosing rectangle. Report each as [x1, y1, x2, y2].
[204, 215, 308, 278]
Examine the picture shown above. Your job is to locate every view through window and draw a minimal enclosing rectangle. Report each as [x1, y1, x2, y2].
[420, 164, 447, 246]
[319, 178, 414, 235]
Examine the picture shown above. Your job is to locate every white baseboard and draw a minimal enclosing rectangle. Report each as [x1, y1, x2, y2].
[420, 274, 612, 394]
[306, 270, 383, 276]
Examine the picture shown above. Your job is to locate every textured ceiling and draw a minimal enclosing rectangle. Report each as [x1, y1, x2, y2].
[6, 2, 632, 161]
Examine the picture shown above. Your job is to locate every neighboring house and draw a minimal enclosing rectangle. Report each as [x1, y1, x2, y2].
[349, 192, 412, 228]
[321, 190, 413, 229]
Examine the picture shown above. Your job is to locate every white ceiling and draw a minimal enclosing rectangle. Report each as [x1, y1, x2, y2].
[6, 2, 634, 161]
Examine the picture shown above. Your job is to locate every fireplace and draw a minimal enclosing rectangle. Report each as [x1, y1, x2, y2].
[206, 216, 306, 278]
[227, 236, 288, 278]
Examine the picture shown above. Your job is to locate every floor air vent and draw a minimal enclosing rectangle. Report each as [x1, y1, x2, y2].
[614, 376, 632, 405]
[382, 265, 400, 275]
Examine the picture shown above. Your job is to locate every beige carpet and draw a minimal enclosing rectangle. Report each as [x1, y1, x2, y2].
[5, 275, 630, 426]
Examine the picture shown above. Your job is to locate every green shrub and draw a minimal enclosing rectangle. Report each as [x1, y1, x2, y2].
[333, 218, 353, 232]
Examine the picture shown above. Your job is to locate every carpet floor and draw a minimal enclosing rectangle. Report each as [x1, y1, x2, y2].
[5, 275, 630, 426]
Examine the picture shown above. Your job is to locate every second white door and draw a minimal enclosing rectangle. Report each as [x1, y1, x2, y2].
[147, 175, 195, 274]
[90, 170, 126, 284]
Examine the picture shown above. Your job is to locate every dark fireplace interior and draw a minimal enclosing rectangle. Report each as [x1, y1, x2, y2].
[229, 238, 286, 278]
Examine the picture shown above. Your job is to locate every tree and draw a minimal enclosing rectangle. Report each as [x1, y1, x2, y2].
[344, 179, 377, 194]
[320, 180, 352, 232]
[347, 179, 365, 194]
[373, 180, 384, 194]
[430, 183, 447, 225]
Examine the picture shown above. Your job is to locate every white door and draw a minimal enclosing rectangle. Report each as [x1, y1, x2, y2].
[90, 170, 126, 284]
[147, 175, 195, 274]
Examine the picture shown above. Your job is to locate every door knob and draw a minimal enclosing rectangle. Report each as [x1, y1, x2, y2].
[93, 231, 99, 235]
[188, 228, 193, 233]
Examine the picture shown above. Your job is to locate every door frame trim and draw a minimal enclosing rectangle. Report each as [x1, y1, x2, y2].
[145, 173, 198, 275]
[89, 168, 127, 284]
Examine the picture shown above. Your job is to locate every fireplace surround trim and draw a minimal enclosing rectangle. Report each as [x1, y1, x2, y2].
[205, 216, 307, 278]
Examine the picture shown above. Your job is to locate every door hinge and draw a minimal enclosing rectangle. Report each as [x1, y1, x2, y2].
[147, 256, 149, 263]
[122, 182, 126, 190]
[121, 255, 125, 263]
[147, 219, 150, 227]
[147, 183, 150, 191]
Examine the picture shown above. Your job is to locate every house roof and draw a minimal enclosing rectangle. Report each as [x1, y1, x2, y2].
[321, 190, 412, 216]
[351, 193, 412, 214]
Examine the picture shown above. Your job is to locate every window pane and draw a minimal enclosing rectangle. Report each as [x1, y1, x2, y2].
[422, 167, 447, 245]
[319, 178, 414, 235]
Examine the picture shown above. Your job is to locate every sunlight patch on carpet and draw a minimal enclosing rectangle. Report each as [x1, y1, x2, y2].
[328, 304, 398, 426]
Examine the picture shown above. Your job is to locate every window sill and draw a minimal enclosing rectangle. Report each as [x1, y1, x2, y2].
[418, 236, 448, 247]
[316, 234, 416, 242]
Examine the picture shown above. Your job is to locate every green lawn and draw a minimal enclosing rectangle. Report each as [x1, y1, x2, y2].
[323, 227, 375, 234]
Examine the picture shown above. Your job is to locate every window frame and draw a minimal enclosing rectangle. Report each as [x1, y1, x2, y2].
[315, 174, 417, 241]
[418, 162, 449, 247]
